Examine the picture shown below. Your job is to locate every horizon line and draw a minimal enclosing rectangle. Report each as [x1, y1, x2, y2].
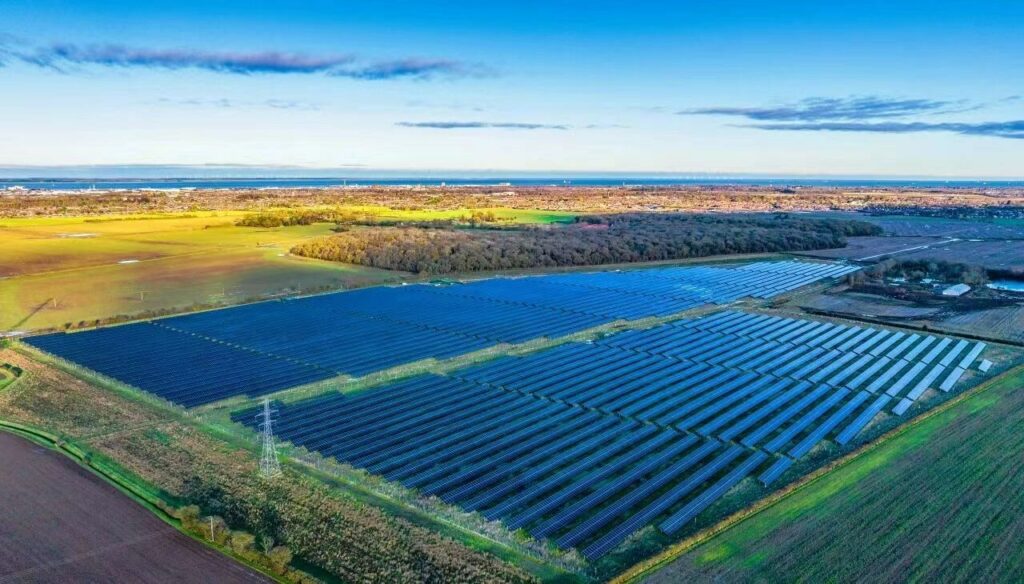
[0, 166, 1022, 182]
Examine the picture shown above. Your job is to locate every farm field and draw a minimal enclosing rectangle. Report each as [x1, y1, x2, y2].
[25, 260, 858, 407]
[643, 365, 1024, 583]
[812, 212, 1024, 239]
[799, 292, 941, 319]
[803, 236, 1024, 272]
[0, 431, 271, 584]
[794, 235, 948, 261]
[897, 239, 1024, 272]
[0, 213, 327, 276]
[940, 305, 1024, 343]
[233, 308, 1001, 570]
[0, 213, 406, 331]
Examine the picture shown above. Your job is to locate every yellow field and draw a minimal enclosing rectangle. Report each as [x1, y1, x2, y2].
[0, 212, 404, 330]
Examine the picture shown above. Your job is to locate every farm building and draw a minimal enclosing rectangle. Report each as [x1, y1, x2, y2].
[942, 283, 971, 297]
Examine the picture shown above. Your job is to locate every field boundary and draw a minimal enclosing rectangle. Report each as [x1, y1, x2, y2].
[0, 419, 288, 584]
[610, 363, 1024, 584]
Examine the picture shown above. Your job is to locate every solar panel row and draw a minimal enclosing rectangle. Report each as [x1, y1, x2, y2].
[26, 260, 857, 406]
[234, 377, 737, 560]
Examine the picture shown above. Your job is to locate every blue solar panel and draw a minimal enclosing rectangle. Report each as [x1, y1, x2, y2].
[835, 394, 892, 445]
[788, 391, 871, 458]
[580, 444, 749, 558]
[212, 265, 1004, 560]
[440, 416, 623, 503]
[659, 449, 769, 535]
[505, 430, 679, 530]
[557, 440, 723, 549]
[27, 260, 858, 407]
[482, 426, 660, 520]
[758, 456, 794, 486]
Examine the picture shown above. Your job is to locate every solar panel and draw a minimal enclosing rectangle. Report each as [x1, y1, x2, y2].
[763, 388, 850, 453]
[758, 456, 795, 486]
[891, 397, 914, 416]
[939, 367, 966, 392]
[578, 444, 747, 558]
[788, 391, 870, 458]
[835, 394, 892, 445]
[505, 431, 680, 530]
[905, 364, 946, 402]
[740, 384, 831, 447]
[557, 440, 722, 549]
[958, 342, 987, 370]
[660, 450, 769, 534]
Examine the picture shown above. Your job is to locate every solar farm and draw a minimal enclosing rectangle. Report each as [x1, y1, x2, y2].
[231, 309, 990, 559]
[25, 260, 855, 407]
[21, 258, 1002, 563]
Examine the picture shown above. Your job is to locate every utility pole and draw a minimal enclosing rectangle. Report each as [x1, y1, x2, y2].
[258, 398, 282, 478]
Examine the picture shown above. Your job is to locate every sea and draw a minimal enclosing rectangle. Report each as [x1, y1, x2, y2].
[988, 280, 1024, 293]
[3, 177, 1024, 192]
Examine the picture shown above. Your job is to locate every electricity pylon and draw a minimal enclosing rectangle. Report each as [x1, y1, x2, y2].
[257, 398, 282, 479]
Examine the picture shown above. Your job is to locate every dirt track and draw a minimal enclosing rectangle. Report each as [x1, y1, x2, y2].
[0, 431, 270, 583]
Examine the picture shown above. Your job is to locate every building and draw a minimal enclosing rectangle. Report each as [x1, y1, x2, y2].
[941, 283, 971, 297]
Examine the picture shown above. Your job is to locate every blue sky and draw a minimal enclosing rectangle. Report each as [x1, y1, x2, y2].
[1, 1, 1022, 177]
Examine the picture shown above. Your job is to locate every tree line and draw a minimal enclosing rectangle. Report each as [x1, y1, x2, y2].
[863, 259, 989, 285]
[291, 213, 882, 274]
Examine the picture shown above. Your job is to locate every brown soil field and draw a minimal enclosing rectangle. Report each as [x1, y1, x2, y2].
[795, 236, 946, 261]
[0, 431, 270, 584]
[940, 305, 1024, 343]
[899, 240, 1024, 272]
[797, 235, 1023, 273]
[798, 292, 941, 318]
[858, 216, 1024, 238]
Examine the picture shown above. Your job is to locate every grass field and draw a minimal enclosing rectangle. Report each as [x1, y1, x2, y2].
[0, 208, 573, 331]
[643, 366, 1024, 583]
[0, 213, 396, 330]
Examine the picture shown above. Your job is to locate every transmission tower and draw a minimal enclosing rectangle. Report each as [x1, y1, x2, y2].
[257, 398, 282, 479]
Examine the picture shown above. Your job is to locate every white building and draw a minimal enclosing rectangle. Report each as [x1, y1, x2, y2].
[941, 283, 971, 297]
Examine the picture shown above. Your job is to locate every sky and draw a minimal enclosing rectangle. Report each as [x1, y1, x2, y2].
[1, 1, 1022, 177]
